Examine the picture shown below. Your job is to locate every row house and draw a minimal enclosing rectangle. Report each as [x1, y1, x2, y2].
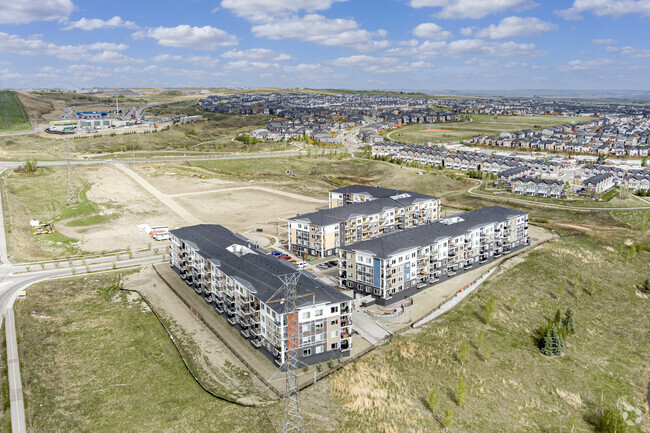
[497, 166, 530, 185]
[624, 173, 650, 192]
[290, 187, 441, 258]
[338, 206, 529, 305]
[582, 173, 616, 196]
[169, 225, 353, 366]
[511, 177, 565, 198]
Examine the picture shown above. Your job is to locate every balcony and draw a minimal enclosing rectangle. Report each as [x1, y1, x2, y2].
[240, 328, 250, 338]
[226, 305, 236, 316]
[215, 302, 224, 313]
[227, 315, 237, 325]
[341, 340, 350, 351]
[250, 337, 263, 348]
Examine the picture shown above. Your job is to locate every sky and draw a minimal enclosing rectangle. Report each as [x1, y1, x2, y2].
[1, 0, 650, 91]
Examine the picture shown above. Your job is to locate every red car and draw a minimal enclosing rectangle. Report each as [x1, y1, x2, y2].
[281, 255, 292, 260]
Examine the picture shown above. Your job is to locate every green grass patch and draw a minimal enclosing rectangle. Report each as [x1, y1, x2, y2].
[386, 114, 596, 144]
[0, 323, 10, 433]
[1, 167, 121, 261]
[14, 274, 279, 432]
[329, 236, 650, 432]
[0, 90, 31, 132]
[65, 213, 120, 227]
[601, 187, 619, 201]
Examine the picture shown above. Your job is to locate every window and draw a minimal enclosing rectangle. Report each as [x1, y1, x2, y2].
[330, 306, 339, 314]
[330, 319, 339, 326]
[302, 311, 310, 320]
[303, 348, 312, 356]
[315, 334, 323, 342]
[315, 323, 324, 331]
[315, 309, 323, 317]
[331, 343, 338, 350]
[315, 345, 324, 354]
[331, 330, 339, 338]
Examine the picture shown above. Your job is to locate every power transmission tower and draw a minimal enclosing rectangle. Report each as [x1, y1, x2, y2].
[65, 139, 76, 204]
[277, 273, 305, 433]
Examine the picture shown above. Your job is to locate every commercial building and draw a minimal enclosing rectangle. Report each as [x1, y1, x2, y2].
[289, 186, 441, 258]
[338, 206, 529, 305]
[169, 225, 352, 366]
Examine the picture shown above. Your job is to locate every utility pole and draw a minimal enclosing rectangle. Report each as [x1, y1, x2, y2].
[65, 139, 76, 204]
[277, 273, 305, 433]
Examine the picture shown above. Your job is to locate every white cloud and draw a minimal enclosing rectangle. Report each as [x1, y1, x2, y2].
[0, 0, 74, 24]
[412, 23, 452, 40]
[224, 60, 281, 72]
[222, 48, 292, 61]
[64, 16, 138, 31]
[251, 14, 386, 51]
[460, 27, 475, 36]
[81, 42, 129, 51]
[113, 65, 158, 74]
[605, 45, 650, 58]
[390, 38, 545, 58]
[221, 0, 346, 20]
[556, 0, 650, 20]
[409, 0, 537, 19]
[474, 16, 558, 39]
[329, 55, 432, 74]
[591, 38, 617, 46]
[465, 58, 545, 69]
[0, 32, 142, 63]
[133, 25, 238, 50]
[153, 54, 183, 62]
[186, 55, 221, 68]
[85, 50, 143, 64]
[558, 58, 613, 71]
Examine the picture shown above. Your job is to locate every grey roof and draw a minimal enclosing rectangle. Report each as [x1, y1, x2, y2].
[584, 172, 614, 185]
[170, 225, 351, 312]
[513, 176, 563, 186]
[330, 185, 439, 204]
[292, 193, 437, 226]
[341, 206, 527, 258]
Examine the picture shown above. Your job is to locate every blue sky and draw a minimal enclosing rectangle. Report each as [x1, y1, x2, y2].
[1, 0, 650, 90]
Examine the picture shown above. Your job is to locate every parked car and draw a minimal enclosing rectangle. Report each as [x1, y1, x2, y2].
[327, 260, 338, 267]
[281, 255, 292, 260]
[271, 251, 282, 256]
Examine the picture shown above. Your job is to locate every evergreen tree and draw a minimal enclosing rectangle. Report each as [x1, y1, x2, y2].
[562, 308, 575, 334]
[550, 325, 564, 356]
[458, 340, 468, 365]
[541, 329, 554, 356]
[427, 388, 439, 413]
[554, 308, 562, 325]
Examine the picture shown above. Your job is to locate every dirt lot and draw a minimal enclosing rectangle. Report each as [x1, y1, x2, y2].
[56, 165, 184, 253]
[57, 164, 325, 254]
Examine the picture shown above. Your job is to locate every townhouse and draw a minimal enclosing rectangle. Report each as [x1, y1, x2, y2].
[338, 206, 529, 305]
[290, 187, 441, 257]
[582, 173, 616, 196]
[169, 225, 353, 365]
[511, 177, 565, 198]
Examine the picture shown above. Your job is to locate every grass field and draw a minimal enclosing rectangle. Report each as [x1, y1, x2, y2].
[13, 273, 282, 432]
[185, 155, 469, 200]
[329, 235, 650, 432]
[0, 91, 31, 132]
[386, 114, 596, 144]
[0, 323, 9, 433]
[0, 166, 120, 261]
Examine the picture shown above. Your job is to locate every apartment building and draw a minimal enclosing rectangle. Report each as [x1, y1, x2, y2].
[328, 185, 437, 208]
[338, 206, 529, 305]
[289, 187, 441, 257]
[169, 225, 352, 366]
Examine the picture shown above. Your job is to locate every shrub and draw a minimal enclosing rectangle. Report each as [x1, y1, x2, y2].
[426, 388, 439, 413]
[455, 378, 467, 407]
[594, 406, 629, 433]
[483, 296, 496, 325]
